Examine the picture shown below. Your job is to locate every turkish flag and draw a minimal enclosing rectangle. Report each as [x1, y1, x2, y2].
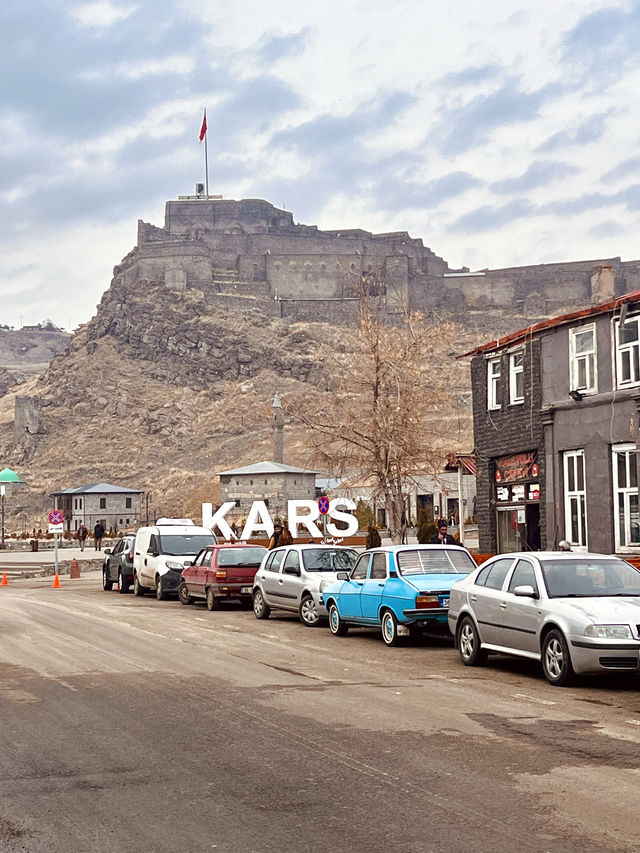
[199, 111, 207, 141]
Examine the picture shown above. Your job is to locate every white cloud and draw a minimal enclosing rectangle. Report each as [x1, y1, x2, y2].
[69, 1, 137, 30]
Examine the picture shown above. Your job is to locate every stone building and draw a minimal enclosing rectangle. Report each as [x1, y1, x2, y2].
[52, 483, 143, 534]
[217, 462, 317, 525]
[467, 288, 640, 555]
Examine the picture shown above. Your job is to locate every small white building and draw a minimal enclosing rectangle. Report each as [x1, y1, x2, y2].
[52, 482, 143, 534]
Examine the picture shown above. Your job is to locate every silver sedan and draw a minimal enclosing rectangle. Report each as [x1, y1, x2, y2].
[448, 551, 640, 685]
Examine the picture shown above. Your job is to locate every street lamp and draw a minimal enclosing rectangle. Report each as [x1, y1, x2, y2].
[0, 485, 5, 550]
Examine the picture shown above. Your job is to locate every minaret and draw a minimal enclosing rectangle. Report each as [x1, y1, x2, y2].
[273, 392, 284, 463]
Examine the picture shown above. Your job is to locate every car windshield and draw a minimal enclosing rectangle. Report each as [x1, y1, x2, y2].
[396, 548, 476, 575]
[541, 558, 640, 597]
[217, 547, 266, 567]
[301, 548, 358, 571]
[158, 533, 216, 556]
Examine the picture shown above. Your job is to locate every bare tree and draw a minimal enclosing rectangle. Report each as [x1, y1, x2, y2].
[284, 281, 454, 543]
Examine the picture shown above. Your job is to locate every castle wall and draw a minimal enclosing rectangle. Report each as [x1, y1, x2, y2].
[14, 396, 41, 443]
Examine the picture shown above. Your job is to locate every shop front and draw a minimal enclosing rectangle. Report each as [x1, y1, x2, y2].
[494, 451, 541, 552]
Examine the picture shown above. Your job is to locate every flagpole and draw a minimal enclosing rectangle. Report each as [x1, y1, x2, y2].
[204, 126, 209, 199]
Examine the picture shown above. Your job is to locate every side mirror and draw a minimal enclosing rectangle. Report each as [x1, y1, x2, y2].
[513, 584, 537, 598]
[336, 571, 350, 581]
[183, 561, 193, 567]
[104, 548, 112, 555]
[283, 565, 301, 576]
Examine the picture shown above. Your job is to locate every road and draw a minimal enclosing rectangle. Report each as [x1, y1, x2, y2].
[0, 573, 639, 853]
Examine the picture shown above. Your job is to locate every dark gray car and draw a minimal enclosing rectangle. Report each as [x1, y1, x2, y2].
[102, 534, 136, 594]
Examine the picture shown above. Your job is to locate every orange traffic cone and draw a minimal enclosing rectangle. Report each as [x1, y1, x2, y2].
[52, 574, 61, 588]
[1, 572, 8, 586]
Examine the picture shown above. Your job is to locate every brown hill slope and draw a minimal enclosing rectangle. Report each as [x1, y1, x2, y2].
[0, 267, 481, 530]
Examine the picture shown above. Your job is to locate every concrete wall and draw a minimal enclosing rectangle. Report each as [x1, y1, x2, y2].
[14, 396, 41, 443]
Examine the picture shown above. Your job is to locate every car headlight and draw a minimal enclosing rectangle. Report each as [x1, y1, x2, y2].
[584, 624, 632, 639]
[319, 581, 329, 593]
[165, 561, 184, 571]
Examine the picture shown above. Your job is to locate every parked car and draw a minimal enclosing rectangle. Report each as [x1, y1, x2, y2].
[133, 518, 217, 600]
[448, 551, 640, 686]
[252, 544, 359, 626]
[102, 533, 136, 594]
[179, 544, 268, 610]
[321, 544, 476, 645]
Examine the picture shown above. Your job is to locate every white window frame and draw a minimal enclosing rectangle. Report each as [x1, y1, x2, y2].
[615, 314, 640, 389]
[569, 323, 597, 394]
[562, 450, 587, 551]
[612, 443, 640, 552]
[509, 350, 524, 405]
[487, 357, 501, 410]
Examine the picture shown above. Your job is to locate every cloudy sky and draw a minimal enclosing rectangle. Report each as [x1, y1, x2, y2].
[2, 0, 640, 330]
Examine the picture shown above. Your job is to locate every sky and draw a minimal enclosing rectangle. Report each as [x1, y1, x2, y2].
[2, 0, 640, 331]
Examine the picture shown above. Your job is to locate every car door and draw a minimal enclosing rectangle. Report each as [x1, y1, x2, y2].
[192, 548, 211, 598]
[337, 553, 371, 620]
[359, 553, 388, 623]
[468, 557, 516, 645]
[107, 539, 123, 582]
[276, 548, 302, 612]
[498, 558, 541, 654]
[260, 549, 286, 606]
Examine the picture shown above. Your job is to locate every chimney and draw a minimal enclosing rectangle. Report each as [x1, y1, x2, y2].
[273, 392, 284, 463]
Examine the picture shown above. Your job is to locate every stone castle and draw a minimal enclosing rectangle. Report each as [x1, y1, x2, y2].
[126, 195, 640, 325]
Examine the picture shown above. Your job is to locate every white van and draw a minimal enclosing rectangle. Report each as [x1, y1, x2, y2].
[133, 518, 217, 600]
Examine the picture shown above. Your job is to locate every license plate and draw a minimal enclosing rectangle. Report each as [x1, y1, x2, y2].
[240, 586, 252, 594]
[439, 597, 450, 608]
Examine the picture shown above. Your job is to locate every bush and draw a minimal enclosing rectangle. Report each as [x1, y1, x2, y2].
[354, 499, 375, 530]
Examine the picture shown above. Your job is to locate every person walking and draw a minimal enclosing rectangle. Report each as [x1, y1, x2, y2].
[431, 518, 458, 545]
[94, 521, 105, 551]
[77, 523, 88, 552]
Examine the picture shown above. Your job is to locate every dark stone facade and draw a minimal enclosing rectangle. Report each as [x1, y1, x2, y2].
[471, 339, 544, 552]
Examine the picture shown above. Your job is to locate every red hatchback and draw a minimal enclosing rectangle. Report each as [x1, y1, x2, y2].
[178, 544, 268, 611]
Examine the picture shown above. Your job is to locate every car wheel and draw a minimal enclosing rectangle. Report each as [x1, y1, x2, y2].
[133, 574, 145, 596]
[328, 602, 348, 636]
[542, 629, 575, 686]
[299, 594, 321, 627]
[102, 569, 113, 591]
[206, 588, 220, 611]
[118, 571, 130, 594]
[458, 616, 488, 666]
[381, 610, 400, 647]
[155, 576, 167, 601]
[253, 589, 270, 619]
[178, 582, 194, 606]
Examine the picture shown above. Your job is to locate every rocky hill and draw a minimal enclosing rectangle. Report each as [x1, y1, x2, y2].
[0, 328, 70, 396]
[0, 265, 480, 531]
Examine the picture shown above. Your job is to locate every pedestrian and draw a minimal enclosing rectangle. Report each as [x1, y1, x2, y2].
[77, 523, 88, 552]
[268, 522, 283, 550]
[431, 518, 458, 545]
[94, 520, 105, 551]
[365, 525, 381, 549]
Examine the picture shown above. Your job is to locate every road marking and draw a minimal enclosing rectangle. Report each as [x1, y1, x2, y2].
[512, 693, 556, 705]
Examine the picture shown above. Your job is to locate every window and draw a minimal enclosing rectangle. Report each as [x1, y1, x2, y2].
[235, 499, 240, 508]
[283, 550, 300, 572]
[487, 358, 501, 410]
[351, 554, 370, 579]
[569, 325, 596, 393]
[612, 444, 640, 550]
[509, 351, 524, 404]
[508, 559, 538, 594]
[126, 497, 132, 509]
[99, 498, 106, 509]
[615, 315, 640, 387]
[370, 553, 387, 579]
[563, 450, 587, 549]
[483, 559, 513, 590]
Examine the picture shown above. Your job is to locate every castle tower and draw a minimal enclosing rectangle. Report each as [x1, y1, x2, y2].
[273, 392, 284, 463]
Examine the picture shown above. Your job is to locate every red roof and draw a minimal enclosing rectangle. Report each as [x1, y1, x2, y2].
[460, 288, 640, 358]
[456, 454, 477, 476]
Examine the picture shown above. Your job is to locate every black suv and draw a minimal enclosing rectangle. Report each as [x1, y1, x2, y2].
[103, 534, 136, 593]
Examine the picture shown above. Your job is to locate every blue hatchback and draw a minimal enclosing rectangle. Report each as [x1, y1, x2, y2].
[321, 544, 477, 646]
